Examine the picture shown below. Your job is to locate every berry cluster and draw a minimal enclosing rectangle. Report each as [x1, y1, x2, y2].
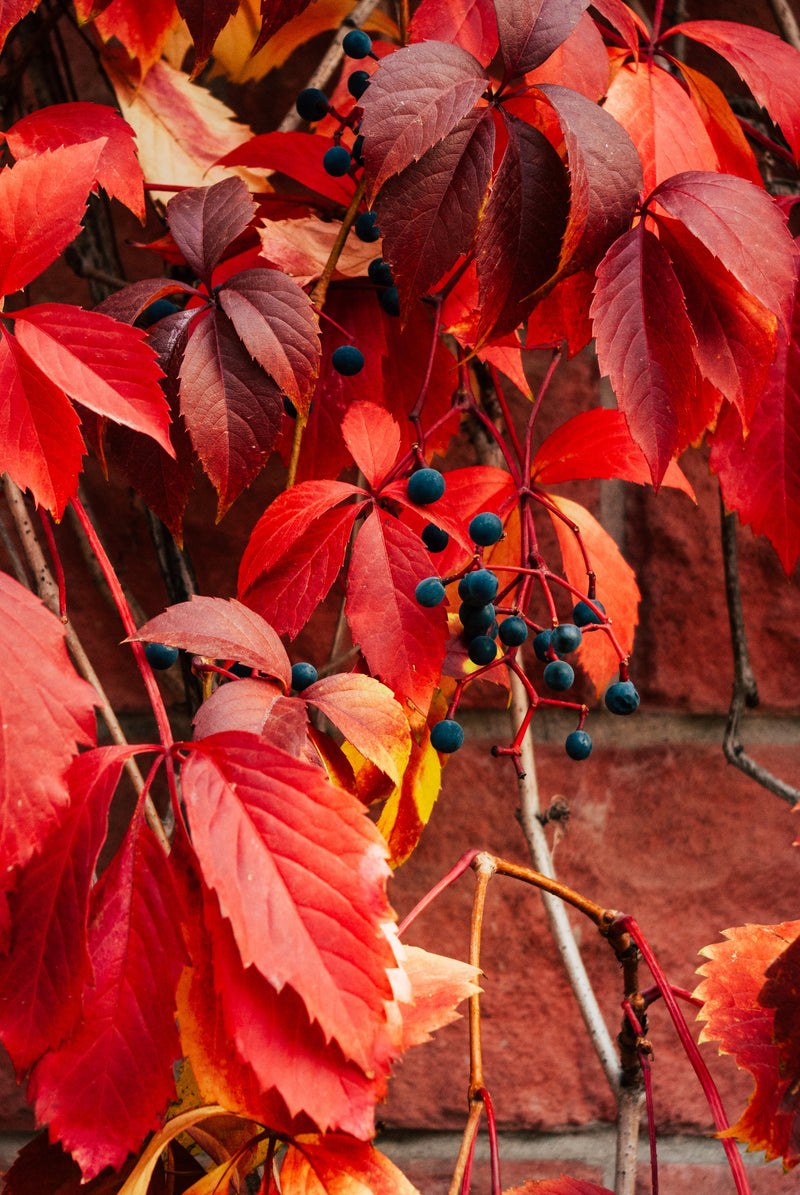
[409, 471, 639, 763]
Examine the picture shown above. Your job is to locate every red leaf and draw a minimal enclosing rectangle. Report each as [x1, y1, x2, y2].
[217, 268, 321, 407]
[0, 329, 86, 516]
[603, 61, 721, 194]
[532, 409, 695, 496]
[505, 1180, 614, 1195]
[0, 747, 139, 1074]
[167, 177, 256, 288]
[525, 270, 595, 355]
[252, 0, 313, 54]
[175, 0, 238, 75]
[303, 674, 411, 786]
[375, 108, 495, 315]
[341, 401, 401, 490]
[0, 141, 104, 296]
[281, 1136, 421, 1195]
[0, 2, 40, 54]
[4, 102, 145, 219]
[179, 306, 283, 515]
[654, 214, 778, 428]
[759, 932, 800, 1167]
[672, 62, 762, 187]
[695, 921, 800, 1170]
[494, 0, 589, 80]
[180, 732, 397, 1070]
[346, 509, 448, 720]
[90, 0, 181, 78]
[0, 574, 97, 882]
[547, 495, 640, 696]
[11, 304, 172, 454]
[665, 20, 800, 162]
[360, 42, 489, 197]
[591, 223, 699, 486]
[475, 114, 569, 341]
[524, 13, 609, 100]
[192, 678, 307, 746]
[27, 805, 185, 1180]
[217, 131, 356, 206]
[397, 943, 480, 1050]
[648, 172, 798, 329]
[410, 0, 498, 67]
[533, 84, 642, 278]
[709, 287, 800, 575]
[132, 595, 292, 690]
[590, 0, 646, 58]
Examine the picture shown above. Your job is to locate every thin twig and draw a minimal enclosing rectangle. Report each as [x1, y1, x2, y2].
[720, 501, 799, 806]
[768, 0, 800, 50]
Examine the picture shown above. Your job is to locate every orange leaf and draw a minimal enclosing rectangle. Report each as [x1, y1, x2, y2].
[397, 944, 480, 1050]
[303, 674, 411, 787]
[376, 725, 442, 866]
[281, 1136, 420, 1195]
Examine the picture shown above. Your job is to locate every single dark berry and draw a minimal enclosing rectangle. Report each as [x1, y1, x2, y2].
[351, 135, 365, 167]
[283, 396, 298, 418]
[533, 629, 554, 662]
[422, 523, 449, 552]
[296, 87, 328, 121]
[368, 257, 393, 287]
[499, 616, 528, 647]
[415, 577, 446, 607]
[144, 642, 179, 670]
[543, 660, 574, 691]
[469, 511, 503, 546]
[342, 28, 372, 57]
[461, 568, 498, 607]
[552, 623, 583, 655]
[323, 145, 352, 176]
[380, 286, 400, 316]
[291, 661, 318, 691]
[229, 662, 254, 678]
[137, 298, 179, 328]
[604, 680, 640, 715]
[347, 70, 371, 99]
[468, 635, 498, 666]
[407, 468, 445, 505]
[565, 730, 593, 760]
[331, 344, 365, 375]
[459, 602, 495, 634]
[430, 718, 464, 753]
[573, 599, 606, 627]
[354, 210, 380, 242]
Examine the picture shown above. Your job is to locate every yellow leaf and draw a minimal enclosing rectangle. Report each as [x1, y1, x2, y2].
[376, 724, 441, 867]
[116, 1105, 230, 1195]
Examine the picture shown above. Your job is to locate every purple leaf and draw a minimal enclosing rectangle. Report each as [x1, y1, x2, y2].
[167, 177, 257, 289]
[495, 0, 589, 80]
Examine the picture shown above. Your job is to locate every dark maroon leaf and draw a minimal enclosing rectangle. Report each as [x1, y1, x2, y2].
[167, 178, 257, 289]
[217, 268, 320, 405]
[360, 42, 489, 197]
[590, 0, 647, 57]
[175, 0, 238, 75]
[591, 223, 700, 485]
[494, 0, 589, 80]
[648, 172, 799, 328]
[179, 307, 283, 516]
[534, 83, 642, 276]
[95, 278, 199, 325]
[375, 108, 495, 315]
[252, 0, 313, 54]
[475, 114, 569, 341]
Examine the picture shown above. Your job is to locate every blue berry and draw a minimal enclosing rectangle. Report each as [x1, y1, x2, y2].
[573, 599, 606, 627]
[422, 523, 449, 552]
[331, 345, 365, 375]
[552, 623, 583, 654]
[343, 28, 372, 57]
[468, 636, 497, 666]
[461, 569, 498, 607]
[347, 70, 371, 99]
[459, 602, 495, 634]
[323, 146, 351, 176]
[355, 211, 380, 242]
[430, 719, 464, 753]
[138, 298, 178, 328]
[291, 662, 318, 691]
[144, 642, 179, 670]
[368, 257, 393, 287]
[407, 468, 445, 505]
[469, 511, 503, 546]
[543, 660, 574, 691]
[296, 87, 328, 121]
[604, 680, 640, 715]
[351, 135, 365, 167]
[499, 617, 528, 647]
[380, 286, 400, 316]
[565, 730, 592, 760]
[533, 629, 554, 661]
[283, 396, 298, 418]
[415, 577, 446, 607]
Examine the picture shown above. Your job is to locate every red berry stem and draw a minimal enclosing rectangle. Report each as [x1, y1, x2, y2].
[479, 1087, 502, 1195]
[487, 363, 525, 466]
[622, 998, 659, 1195]
[397, 849, 482, 936]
